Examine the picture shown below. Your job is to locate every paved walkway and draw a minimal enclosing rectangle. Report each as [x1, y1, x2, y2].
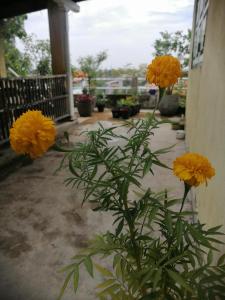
[0, 110, 191, 300]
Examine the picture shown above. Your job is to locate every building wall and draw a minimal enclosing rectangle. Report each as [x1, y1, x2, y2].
[186, 0, 225, 254]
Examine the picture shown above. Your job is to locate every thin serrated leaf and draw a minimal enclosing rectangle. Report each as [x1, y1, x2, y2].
[95, 263, 113, 277]
[153, 268, 162, 290]
[167, 269, 193, 292]
[57, 270, 74, 300]
[116, 219, 124, 236]
[113, 254, 121, 269]
[84, 256, 94, 277]
[73, 266, 79, 293]
[96, 279, 115, 290]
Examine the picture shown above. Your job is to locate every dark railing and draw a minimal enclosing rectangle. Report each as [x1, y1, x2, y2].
[0, 75, 70, 144]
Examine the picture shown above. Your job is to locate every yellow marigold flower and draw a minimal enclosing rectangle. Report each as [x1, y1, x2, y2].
[146, 55, 181, 88]
[173, 153, 215, 187]
[10, 110, 56, 159]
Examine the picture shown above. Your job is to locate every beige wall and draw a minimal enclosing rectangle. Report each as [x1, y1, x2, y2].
[186, 0, 225, 253]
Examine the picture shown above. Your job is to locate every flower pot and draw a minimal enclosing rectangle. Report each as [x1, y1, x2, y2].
[97, 104, 105, 112]
[112, 108, 120, 118]
[120, 107, 131, 119]
[77, 102, 92, 117]
[130, 106, 136, 116]
[177, 106, 186, 115]
[158, 94, 179, 116]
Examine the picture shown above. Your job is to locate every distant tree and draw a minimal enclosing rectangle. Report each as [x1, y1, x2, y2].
[153, 30, 191, 68]
[98, 63, 147, 78]
[24, 36, 52, 75]
[77, 51, 107, 93]
[1, 15, 32, 76]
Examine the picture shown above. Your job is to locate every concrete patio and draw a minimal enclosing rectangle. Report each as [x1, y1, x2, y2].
[0, 110, 191, 300]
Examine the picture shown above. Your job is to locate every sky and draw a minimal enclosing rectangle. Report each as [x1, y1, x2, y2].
[17, 0, 194, 69]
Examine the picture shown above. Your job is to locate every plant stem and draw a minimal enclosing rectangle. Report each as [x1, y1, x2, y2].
[179, 183, 191, 213]
[122, 192, 142, 271]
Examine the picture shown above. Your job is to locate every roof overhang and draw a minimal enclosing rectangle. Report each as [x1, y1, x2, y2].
[0, 0, 86, 19]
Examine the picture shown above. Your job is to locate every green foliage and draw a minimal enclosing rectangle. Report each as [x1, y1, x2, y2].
[153, 30, 191, 68]
[97, 63, 147, 78]
[1, 15, 32, 76]
[23, 36, 52, 75]
[58, 116, 225, 299]
[1, 16, 51, 76]
[4, 45, 31, 76]
[119, 96, 137, 107]
[96, 94, 107, 106]
[1, 15, 27, 42]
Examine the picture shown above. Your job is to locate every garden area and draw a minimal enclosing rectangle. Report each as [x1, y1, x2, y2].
[0, 109, 191, 300]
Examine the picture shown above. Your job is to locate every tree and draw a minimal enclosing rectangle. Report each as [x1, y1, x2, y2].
[1, 15, 32, 76]
[24, 36, 52, 75]
[77, 51, 107, 93]
[153, 30, 191, 68]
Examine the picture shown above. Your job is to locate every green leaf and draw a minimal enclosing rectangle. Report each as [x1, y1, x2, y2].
[57, 270, 74, 300]
[167, 269, 193, 292]
[207, 250, 213, 265]
[165, 211, 173, 234]
[95, 263, 113, 277]
[153, 143, 176, 155]
[153, 268, 162, 290]
[97, 284, 120, 297]
[217, 253, 225, 266]
[96, 279, 115, 289]
[84, 256, 94, 277]
[73, 266, 79, 293]
[143, 156, 152, 175]
[115, 219, 124, 236]
[113, 254, 121, 269]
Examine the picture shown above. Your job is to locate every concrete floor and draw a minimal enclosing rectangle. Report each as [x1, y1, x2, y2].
[0, 110, 191, 300]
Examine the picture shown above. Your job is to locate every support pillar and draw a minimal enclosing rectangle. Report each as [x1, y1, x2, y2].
[48, 1, 75, 120]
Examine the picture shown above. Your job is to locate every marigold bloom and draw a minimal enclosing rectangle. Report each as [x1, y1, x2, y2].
[146, 55, 181, 88]
[10, 110, 56, 159]
[173, 153, 215, 187]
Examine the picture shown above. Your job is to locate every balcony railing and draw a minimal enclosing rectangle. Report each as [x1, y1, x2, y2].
[0, 75, 69, 144]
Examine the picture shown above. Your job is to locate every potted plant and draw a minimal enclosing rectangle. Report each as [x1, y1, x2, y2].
[146, 55, 181, 115]
[111, 107, 120, 118]
[96, 95, 107, 112]
[76, 88, 93, 117]
[119, 106, 131, 119]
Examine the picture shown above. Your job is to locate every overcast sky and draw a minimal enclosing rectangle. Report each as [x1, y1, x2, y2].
[18, 0, 194, 69]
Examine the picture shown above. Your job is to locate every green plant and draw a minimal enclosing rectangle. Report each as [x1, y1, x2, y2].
[96, 94, 107, 106]
[120, 96, 137, 107]
[58, 116, 225, 300]
[179, 96, 186, 108]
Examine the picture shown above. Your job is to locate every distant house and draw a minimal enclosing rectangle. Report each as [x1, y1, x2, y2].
[186, 0, 225, 255]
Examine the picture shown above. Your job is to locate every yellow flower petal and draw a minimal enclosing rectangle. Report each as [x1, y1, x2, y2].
[146, 55, 181, 88]
[173, 153, 215, 187]
[10, 110, 56, 159]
